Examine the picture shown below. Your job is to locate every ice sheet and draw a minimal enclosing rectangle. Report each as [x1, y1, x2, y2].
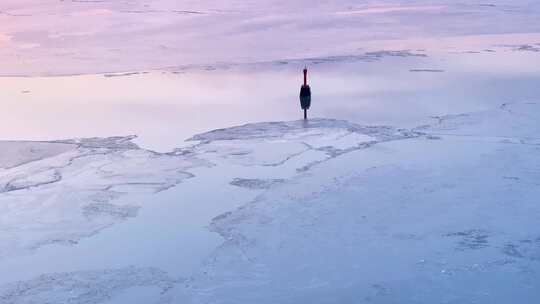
[0, 103, 539, 303]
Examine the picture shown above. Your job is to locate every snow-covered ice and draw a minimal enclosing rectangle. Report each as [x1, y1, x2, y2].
[0, 102, 539, 303]
[182, 102, 540, 303]
[0, 267, 177, 304]
[0, 136, 205, 260]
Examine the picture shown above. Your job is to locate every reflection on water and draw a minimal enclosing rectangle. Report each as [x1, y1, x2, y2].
[1, 49, 539, 152]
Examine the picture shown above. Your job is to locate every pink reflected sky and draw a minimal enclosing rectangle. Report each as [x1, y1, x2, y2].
[1, 41, 539, 151]
[0, 1, 539, 150]
[0, 0, 539, 76]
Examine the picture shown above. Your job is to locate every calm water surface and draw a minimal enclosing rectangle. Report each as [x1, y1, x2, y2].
[2, 49, 539, 151]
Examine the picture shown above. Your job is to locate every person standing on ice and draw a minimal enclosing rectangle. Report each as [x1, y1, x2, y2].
[299, 66, 312, 120]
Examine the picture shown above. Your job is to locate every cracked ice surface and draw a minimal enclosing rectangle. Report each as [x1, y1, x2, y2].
[182, 103, 540, 303]
[0, 267, 177, 304]
[187, 119, 419, 170]
[0, 118, 419, 302]
[0, 119, 407, 262]
[417, 102, 540, 142]
[1, 104, 540, 303]
[0, 136, 206, 260]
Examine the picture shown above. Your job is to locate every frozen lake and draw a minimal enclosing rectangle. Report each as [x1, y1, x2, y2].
[1, 1, 540, 303]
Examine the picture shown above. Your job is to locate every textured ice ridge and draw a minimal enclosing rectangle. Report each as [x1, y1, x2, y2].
[189, 118, 419, 142]
[185, 118, 422, 173]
